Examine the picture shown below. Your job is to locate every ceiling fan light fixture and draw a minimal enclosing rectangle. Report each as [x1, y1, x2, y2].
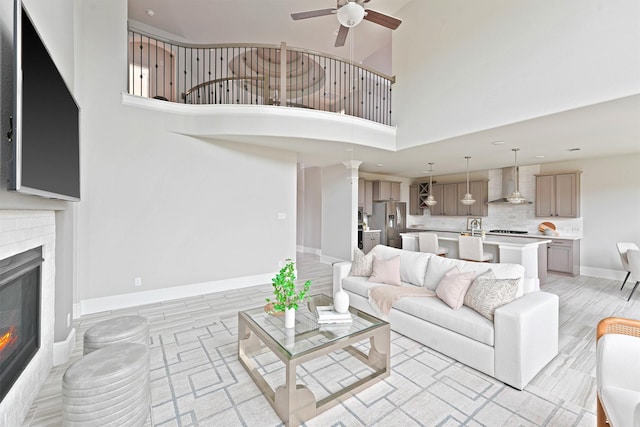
[337, 2, 366, 28]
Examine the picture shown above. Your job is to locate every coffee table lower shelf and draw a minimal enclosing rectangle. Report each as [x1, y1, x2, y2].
[237, 310, 390, 426]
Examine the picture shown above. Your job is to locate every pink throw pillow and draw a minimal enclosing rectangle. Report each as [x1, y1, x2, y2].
[368, 255, 402, 286]
[435, 266, 476, 309]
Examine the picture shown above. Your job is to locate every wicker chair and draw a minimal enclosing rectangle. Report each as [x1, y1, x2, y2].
[596, 317, 640, 427]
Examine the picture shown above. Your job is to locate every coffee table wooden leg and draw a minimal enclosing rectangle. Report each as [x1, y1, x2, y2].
[368, 327, 390, 371]
[274, 363, 316, 426]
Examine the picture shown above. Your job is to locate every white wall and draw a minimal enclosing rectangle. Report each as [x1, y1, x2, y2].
[297, 165, 322, 252]
[393, 0, 640, 148]
[321, 163, 353, 261]
[73, 0, 298, 306]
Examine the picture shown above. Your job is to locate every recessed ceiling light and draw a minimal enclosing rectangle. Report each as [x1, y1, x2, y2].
[491, 141, 505, 145]
[568, 148, 581, 152]
[535, 155, 545, 159]
[376, 164, 383, 167]
[145, 9, 155, 17]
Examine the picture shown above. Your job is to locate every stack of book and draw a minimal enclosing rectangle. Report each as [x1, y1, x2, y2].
[316, 306, 352, 324]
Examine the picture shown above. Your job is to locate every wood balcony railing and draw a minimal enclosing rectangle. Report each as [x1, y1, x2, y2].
[128, 29, 395, 125]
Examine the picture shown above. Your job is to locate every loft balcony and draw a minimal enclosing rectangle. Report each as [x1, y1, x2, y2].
[128, 28, 395, 127]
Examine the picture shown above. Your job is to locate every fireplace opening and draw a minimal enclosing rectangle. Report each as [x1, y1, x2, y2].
[0, 247, 42, 403]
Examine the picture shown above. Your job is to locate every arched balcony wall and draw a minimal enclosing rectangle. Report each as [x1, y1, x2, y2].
[128, 28, 395, 125]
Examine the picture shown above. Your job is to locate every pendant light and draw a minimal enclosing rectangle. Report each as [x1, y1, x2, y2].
[506, 148, 526, 204]
[460, 156, 476, 205]
[424, 162, 437, 207]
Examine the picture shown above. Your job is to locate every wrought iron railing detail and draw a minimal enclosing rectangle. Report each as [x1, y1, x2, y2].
[127, 29, 394, 125]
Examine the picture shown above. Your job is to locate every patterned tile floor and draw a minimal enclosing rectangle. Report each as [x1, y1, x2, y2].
[22, 253, 640, 426]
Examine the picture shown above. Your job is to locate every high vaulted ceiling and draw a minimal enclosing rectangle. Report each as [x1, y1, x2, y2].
[128, 0, 640, 178]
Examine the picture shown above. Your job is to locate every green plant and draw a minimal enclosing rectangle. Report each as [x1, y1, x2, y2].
[265, 258, 311, 312]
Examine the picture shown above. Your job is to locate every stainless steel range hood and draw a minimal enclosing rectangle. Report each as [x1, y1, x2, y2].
[489, 167, 532, 204]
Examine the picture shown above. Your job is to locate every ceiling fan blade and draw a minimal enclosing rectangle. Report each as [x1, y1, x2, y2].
[335, 25, 349, 47]
[291, 8, 336, 20]
[363, 9, 402, 30]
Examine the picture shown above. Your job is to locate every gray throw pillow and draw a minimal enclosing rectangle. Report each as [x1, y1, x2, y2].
[349, 247, 374, 277]
[464, 275, 520, 321]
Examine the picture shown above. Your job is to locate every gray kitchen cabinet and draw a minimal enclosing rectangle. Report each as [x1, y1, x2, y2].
[409, 184, 422, 215]
[363, 230, 381, 253]
[547, 239, 580, 276]
[358, 179, 374, 215]
[429, 181, 487, 216]
[373, 180, 401, 201]
[364, 181, 373, 214]
[535, 172, 581, 218]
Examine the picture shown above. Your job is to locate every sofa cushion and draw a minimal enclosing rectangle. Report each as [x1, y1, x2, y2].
[435, 267, 476, 309]
[369, 255, 401, 286]
[343, 276, 494, 346]
[464, 277, 520, 321]
[349, 248, 374, 277]
[424, 255, 525, 296]
[372, 245, 430, 287]
[343, 276, 412, 298]
[393, 296, 495, 346]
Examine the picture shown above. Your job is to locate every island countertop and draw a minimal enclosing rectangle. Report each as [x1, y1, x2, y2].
[405, 227, 581, 241]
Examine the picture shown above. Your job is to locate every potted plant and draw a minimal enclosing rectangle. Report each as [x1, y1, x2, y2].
[265, 258, 311, 328]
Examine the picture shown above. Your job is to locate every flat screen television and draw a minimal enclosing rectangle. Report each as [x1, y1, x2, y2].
[9, 0, 80, 201]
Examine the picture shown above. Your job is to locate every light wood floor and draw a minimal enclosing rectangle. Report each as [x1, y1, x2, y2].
[21, 252, 639, 426]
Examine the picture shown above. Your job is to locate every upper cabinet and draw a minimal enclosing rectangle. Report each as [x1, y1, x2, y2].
[359, 179, 374, 215]
[373, 180, 401, 201]
[427, 181, 488, 216]
[535, 172, 581, 218]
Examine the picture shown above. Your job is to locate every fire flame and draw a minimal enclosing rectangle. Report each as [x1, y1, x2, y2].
[0, 326, 18, 354]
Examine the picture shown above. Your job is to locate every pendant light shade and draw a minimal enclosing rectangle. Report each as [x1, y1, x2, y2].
[460, 156, 476, 205]
[337, 2, 366, 28]
[506, 148, 526, 204]
[425, 162, 437, 207]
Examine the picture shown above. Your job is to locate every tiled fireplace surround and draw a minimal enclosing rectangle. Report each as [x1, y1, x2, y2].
[0, 211, 55, 426]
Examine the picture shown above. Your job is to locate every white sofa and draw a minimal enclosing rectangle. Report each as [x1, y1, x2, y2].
[333, 245, 559, 390]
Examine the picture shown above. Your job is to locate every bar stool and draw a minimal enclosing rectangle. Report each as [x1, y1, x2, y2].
[418, 232, 449, 257]
[459, 235, 493, 262]
[83, 315, 149, 355]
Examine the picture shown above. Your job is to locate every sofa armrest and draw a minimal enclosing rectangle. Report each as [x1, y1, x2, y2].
[494, 291, 559, 390]
[333, 261, 352, 296]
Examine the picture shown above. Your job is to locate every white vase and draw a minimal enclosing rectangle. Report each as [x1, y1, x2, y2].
[334, 288, 350, 313]
[284, 307, 296, 328]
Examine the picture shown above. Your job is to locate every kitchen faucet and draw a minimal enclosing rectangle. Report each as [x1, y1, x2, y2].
[470, 218, 481, 236]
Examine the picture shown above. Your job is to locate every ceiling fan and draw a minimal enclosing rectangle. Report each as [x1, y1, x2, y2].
[291, 0, 402, 47]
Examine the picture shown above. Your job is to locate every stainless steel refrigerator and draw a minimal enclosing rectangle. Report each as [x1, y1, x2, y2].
[370, 201, 406, 249]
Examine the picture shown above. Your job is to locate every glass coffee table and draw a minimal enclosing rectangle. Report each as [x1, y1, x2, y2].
[237, 294, 390, 426]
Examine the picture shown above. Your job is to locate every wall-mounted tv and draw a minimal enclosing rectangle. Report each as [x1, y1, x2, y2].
[9, 0, 80, 201]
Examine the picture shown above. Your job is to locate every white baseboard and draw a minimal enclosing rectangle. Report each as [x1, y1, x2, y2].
[53, 328, 76, 366]
[296, 245, 321, 256]
[79, 272, 275, 316]
[580, 266, 626, 281]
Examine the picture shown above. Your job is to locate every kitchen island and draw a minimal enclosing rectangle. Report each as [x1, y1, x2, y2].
[401, 230, 551, 287]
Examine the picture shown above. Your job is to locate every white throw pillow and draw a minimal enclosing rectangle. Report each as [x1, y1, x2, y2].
[435, 266, 476, 309]
[368, 255, 402, 286]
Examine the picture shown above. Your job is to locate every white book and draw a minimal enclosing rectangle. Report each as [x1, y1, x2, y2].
[316, 305, 352, 321]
